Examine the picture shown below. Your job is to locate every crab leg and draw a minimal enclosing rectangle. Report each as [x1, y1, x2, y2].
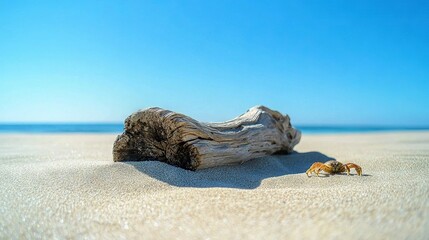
[344, 163, 362, 176]
[306, 162, 324, 177]
[316, 164, 333, 175]
[344, 165, 351, 175]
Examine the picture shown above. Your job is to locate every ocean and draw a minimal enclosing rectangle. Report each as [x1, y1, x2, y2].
[0, 124, 427, 134]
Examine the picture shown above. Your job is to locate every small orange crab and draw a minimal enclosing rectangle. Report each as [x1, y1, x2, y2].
[306, 160, 362, 177]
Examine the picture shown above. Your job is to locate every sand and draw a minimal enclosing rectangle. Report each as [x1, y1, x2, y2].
[0, 132, 428, 239]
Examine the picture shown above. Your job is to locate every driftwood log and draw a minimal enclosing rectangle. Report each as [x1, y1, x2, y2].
[113, 106, 301, 170]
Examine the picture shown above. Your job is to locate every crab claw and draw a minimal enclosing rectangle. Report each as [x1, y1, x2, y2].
[344, 163, 362, 176]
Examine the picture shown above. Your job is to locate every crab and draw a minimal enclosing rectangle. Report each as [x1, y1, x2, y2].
[306, 160, 362, 177]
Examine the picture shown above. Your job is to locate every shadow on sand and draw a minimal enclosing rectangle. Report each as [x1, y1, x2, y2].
[125, 151, 336, 189]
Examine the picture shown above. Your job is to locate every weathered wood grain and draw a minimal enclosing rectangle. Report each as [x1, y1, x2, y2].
[113, 106, 301, 170]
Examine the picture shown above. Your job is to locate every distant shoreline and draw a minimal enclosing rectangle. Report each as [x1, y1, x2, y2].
[0, 123, 428, 134]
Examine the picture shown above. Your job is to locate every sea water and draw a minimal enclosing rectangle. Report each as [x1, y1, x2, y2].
[0, 124, 427, 134]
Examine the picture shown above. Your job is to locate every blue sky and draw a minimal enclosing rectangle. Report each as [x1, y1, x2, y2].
[0, 0, 428, 125]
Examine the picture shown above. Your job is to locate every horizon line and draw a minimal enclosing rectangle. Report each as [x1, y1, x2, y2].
[0, 122, 429, 128]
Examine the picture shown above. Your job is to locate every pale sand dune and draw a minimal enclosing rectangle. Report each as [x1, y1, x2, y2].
[0, 132, 428, 239]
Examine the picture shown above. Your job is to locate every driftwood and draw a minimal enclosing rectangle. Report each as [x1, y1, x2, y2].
[113, 106, 301, 170]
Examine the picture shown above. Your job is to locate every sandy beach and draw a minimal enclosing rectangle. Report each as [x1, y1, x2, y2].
[0, 132, 428, 239]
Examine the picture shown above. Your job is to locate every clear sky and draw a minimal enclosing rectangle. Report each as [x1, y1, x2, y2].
[1, 0, 428, 125]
